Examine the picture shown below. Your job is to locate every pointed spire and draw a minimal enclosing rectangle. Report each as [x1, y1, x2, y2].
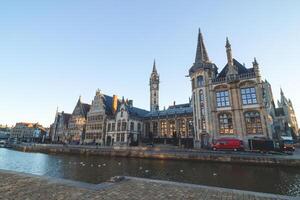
[280, 87, 287, 105]
[225, 37, 231, 48]
[253, 57, 259, 66]
[225, 37, 233, 66]
[96, 88, 100, 94]
[152, 59, 157, 73]
[280, 87, 284, 96]
[195, 28, 210, 63]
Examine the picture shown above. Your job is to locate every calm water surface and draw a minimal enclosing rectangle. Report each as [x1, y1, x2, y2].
[0, 148, 299, 196]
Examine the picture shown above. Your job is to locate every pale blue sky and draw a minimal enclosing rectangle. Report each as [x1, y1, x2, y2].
[0, 0, 300, 127]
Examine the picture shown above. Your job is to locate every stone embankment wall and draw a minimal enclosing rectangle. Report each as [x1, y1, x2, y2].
[12, 144, 300, 167]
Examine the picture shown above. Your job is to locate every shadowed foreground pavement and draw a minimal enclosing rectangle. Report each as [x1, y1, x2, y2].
[0, 169, 296, 200]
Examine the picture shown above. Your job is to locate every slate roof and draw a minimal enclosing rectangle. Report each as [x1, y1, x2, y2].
[144, 103, 193, 118]
[189, 62, 217, 75]
[82, 103, 91, 116]
[103, 95, 115, 115]
[217, 59, 254, 79]
[127, 106, 149, 118]
[103, 95, 149, 118]
[62, 113, 71, 125]
[72, 99, 91, 117]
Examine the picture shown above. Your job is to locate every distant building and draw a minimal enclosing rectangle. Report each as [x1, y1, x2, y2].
[0, 125, 11, 140]
[273, 89, 299, 139]
[50, 111, 71, 143]
[10, 122, 45, 142]
[67, 97, 90, 143]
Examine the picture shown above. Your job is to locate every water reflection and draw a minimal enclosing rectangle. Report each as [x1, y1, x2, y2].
[0, 148, 299, 196]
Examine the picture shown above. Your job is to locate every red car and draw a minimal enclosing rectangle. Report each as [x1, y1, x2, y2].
[212, 138, 244, 151]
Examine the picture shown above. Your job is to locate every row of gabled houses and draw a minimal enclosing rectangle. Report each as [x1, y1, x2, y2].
[50, 89, 193, 146]
[49, 29, 299, 148]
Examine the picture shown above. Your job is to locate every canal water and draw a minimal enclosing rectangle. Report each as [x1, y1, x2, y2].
[0, 148, 299, 196]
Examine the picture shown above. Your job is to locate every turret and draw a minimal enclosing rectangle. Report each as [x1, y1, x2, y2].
[225, 37, 233, 66]
[225, 37, 238, 77]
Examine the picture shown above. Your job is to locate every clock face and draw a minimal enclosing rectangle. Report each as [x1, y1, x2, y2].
[153, 84, 157, 89]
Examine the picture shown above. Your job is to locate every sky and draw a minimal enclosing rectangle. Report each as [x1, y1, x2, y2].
[0, 0, 300, 127]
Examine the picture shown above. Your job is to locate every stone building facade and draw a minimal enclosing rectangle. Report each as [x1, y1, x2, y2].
[84, 90, 109, 145]
[50, 111, 71, 143]
[50, 29, 298, 148]
[67, 97, 90, 143]
[273, 89, 299, 139]
[106, 98, 148, 146]
[189, 30, 273, 148]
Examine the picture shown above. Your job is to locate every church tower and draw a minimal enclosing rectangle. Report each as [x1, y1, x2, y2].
[150, 60, 159, 111]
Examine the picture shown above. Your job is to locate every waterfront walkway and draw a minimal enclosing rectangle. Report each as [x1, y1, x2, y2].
[0, 169, 296, 200]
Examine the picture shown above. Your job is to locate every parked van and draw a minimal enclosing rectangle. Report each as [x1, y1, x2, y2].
[212, 138, 244, 151]
[281, 136, 295, 152]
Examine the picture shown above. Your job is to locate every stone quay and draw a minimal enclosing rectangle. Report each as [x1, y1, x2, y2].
[12, 143, 300, 167]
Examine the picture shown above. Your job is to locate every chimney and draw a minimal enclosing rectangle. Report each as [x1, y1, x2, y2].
[112, 95, 118, 114]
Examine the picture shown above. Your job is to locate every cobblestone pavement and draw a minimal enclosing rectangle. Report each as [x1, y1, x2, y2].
[0, 170, 297, 200]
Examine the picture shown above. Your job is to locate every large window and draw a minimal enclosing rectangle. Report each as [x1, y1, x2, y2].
[169, 121, 176, 137]
[197, 75, 204, 87]
[121, 121, 127, 131]
[241, 87, 257, 105]
[216, 90, 230, 107]
[244, 111, 262, 134]
[117, 120, 121, 131]
[160, 121, 167, 137]
[199, 90, 206, 130]
[112, 123, 115, 131]
[130, 122, 134, 131]
[179, 119, 186, 136]
[107, 123, 111, 132]
[153, 122, 158, 135]
[219, 113, 233, 134]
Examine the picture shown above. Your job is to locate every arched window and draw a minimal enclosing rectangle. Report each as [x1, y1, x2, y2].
[219, 113, 233, 134]
[244, 111, 263, 134]
[117, 120, 121, 131]
[197, 75, 204, 87]
[130, 122, 134, 131]
[199, 90, 206, 130]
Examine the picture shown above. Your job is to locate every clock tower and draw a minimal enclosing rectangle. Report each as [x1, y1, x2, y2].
[150, 60, 159, 111]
